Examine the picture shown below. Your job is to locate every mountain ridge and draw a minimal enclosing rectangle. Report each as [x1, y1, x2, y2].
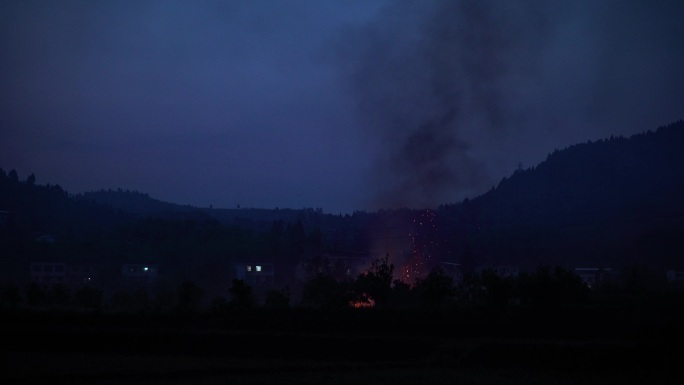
[1, 120, 682, 274]
[440, 120, 684, 271]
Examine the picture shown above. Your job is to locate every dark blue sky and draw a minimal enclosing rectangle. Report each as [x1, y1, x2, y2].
[2, 0, 683, 214]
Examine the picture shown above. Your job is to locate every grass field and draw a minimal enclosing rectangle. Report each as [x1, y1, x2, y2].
[2, 306, 683, 384]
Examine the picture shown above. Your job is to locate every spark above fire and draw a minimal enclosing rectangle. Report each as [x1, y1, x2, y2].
[401, 209, 438, 284]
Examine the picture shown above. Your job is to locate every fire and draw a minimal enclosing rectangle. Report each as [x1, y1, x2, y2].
[349, 293, 375, 308]
[364, 209, 440, 287]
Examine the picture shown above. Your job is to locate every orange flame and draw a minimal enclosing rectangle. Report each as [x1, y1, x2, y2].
[349, 293, 375, 308]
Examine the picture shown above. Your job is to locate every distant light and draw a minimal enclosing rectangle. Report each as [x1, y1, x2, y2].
[246, 266, 252, 272]
[256, 265, 262, 272]
[143, 267, 149, 271]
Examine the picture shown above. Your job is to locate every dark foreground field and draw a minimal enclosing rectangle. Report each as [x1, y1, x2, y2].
[2, 304, 683, 384]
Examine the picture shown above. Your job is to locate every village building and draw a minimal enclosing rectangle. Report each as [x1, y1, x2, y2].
[476, 264, 519, 278]
[234, 262, 275, 288]
[30, 262, 67, 286]
[666, 269, 684, 285]
[440, 262, 463, 283]
[574, 267, 616, 288]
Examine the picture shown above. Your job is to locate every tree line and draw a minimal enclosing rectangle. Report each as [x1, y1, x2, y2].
[3, 255, 682, 317]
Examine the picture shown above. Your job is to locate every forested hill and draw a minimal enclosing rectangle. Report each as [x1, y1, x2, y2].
[0, 170, 131, 242]
[2, 120, 683, 274]
[76, 189, 210, 221]
[443, 120, 684, 271]
[0, 175, 213, 244]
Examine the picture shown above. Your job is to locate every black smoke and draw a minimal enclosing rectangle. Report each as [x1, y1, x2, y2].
[334, 0, 684, 210]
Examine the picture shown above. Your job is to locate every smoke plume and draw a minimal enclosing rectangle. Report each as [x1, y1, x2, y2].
[335, 0, 684, 210]
[334, 1, 547, 209]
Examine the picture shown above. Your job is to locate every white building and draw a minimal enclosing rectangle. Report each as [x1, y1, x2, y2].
[234, 262, 275, 287]
[574, 267, 615, 288]
[666, 269, 684, 284]
[122, 264, 158, 280]
[477, 264, 519, 278]
[30, 262, 67, 285]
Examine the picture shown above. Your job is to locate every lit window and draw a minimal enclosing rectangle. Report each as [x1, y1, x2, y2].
[143, 267, 149, 271]
[246, 266, 252, 272]
[256, 265, 262, 272]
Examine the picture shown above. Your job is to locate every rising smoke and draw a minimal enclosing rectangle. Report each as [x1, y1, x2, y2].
[335, 0, 684, 210]
[335, 0, 551, 210]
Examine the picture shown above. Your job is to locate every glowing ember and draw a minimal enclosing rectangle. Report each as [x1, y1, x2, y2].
[349, 293, 375, 308]
[401, 209, 438, 284]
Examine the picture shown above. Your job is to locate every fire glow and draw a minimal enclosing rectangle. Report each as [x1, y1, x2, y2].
[401, 209, 438, 284]
[349, 293, 375, 308]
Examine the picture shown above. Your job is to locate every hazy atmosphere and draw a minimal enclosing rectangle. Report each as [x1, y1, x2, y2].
[3, 3, 684, 383]
[2, 0, 683, 213]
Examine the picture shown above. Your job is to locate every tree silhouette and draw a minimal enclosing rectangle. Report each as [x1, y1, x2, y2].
[518, 265, 587, 309]
[301, 273, 350, 309]
[264, 287, 290, 309]
[229, 279, 255, 310]
[352, 254, 394, 307]
[49, 284, 71, 307]
[209, 296, 230, 315]
[8, 169, 18, 183]
[0, 285, 21, 310]
[479, 268, 516, 309]
[25, 282, 47, 307]
[74, 286, 103, 310]
[387, 279, 417, 308]
[176, 280, 204, 314]
[413, 266, 456, 308]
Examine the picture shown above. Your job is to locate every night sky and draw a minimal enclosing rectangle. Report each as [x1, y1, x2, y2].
[2, 0, 683, 214]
